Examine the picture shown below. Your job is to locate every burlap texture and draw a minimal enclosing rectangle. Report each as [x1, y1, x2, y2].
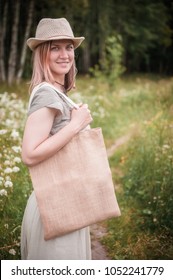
[29, 128, 121, 240]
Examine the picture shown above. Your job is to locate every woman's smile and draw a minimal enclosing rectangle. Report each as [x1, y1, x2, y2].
[49, 40, 74, 76]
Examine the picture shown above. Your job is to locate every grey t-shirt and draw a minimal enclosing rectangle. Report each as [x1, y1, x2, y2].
[28, 85, 72, 135]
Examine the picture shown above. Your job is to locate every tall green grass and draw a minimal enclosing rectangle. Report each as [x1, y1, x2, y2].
[101, 76, 173, 259]
[0, 75, 173, 259]
[0, 92, 31, 259]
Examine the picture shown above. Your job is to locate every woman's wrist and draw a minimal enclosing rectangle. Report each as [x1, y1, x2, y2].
[67, 120, 80, 136]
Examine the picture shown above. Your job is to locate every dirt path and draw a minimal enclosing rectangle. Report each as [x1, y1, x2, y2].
[91, 131, 134, 260]
[91, 223, 111, 260]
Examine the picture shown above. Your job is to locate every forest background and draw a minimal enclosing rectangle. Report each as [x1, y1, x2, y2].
[1, 0, 173, 83]
[0, 0, 173, 260]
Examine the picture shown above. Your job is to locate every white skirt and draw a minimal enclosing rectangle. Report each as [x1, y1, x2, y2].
[21, 191, 91, 260]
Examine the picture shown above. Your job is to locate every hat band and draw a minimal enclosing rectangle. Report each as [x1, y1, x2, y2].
[36, 35, 76, 40]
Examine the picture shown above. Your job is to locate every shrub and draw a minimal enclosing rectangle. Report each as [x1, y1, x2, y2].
[0, 92, 31, 259]
[89, 34, 125, 89]
[122, 117, 173, 232]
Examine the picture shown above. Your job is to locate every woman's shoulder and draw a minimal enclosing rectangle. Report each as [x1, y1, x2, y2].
[28, 83, 64, 116]
[34, 83, 57, 96]
[31, 82, 64, 103]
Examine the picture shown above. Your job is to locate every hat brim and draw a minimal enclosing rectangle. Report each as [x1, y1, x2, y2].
[27, 36, 85, 51]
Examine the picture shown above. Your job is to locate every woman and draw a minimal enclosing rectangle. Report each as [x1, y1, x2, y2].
[21, 18, 93, 259]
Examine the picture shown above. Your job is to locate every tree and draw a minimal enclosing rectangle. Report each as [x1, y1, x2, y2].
[8, 0, 20, 84]
[0, 0, 7, 81]
[16, 0, 34, 83]
[0, 0, 34, 84]
[108, 0, 172, 73]
[0, 0, 172, 83]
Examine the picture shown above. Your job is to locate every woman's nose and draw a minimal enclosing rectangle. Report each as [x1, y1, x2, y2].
[59, 48, 68, 58]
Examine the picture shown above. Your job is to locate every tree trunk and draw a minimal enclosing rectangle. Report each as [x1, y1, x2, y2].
[82, 41, 91, 72]
[16, 0, 34, 83]
[0, 2, 8, 82]
[7, 0, 20, 85]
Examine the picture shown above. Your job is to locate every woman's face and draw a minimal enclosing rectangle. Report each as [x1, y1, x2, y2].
[49, 40, 75, 78]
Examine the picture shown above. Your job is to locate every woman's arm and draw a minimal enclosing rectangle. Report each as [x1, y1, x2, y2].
[21, 105, 92, 166]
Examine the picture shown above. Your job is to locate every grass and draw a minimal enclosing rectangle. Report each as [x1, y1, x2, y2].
[0, 74, 173, 259]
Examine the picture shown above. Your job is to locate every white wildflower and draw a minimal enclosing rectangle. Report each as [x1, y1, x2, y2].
[11, 130, 19, 140]
[5, 119, 13, 127]
[162, 144, 170, 149]
[9, 249, 16, 255]
[4, 181, 13, 188]
[14, 157, 21, 163]
[0, 129, 7, 135]
[12, 166, 20, 173]
[9, 111, 16, 118]
[4, 160, 11, 166]
[4, 224, 9, 229]
[12, 146, 21, 153]
[0, 189, 7, 196]
[4, 167, 13, 174]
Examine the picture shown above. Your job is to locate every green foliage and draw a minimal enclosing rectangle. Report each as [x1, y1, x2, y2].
[103, 216, 173, 260]
[102, 76, 173, 260]
[112, 0, 173, 72]
[0, 75, 173, 259]
[1, 0, 173, 84]
[0, 92, 32, 259]
[89, 35, 125, 89]
[122, 118, 173, 231]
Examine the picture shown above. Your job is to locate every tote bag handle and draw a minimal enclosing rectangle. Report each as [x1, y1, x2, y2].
[28, 82, 79, 110]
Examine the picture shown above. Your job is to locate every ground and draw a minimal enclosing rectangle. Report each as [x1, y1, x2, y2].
[91, 223, 110, 260]
[90, 132, 133, 260]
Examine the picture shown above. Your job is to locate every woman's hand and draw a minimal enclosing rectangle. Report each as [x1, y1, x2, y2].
[22, 104, 93, 166]
[70, 104, 93, 132]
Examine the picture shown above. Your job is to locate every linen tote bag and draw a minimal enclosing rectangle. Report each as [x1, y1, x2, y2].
[28, 83, 121, 240]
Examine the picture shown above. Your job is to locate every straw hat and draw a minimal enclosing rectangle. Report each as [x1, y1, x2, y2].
[27, 18, 85, 51]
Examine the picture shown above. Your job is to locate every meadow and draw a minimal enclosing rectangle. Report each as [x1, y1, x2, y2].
[0, 74, 173, 259]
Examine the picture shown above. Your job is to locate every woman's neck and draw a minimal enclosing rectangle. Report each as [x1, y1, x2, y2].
[53, 81, 66, 94]
[55, 80, 64, 87]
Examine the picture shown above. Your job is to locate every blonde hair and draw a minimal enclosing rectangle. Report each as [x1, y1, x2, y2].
[29, 41, 77, 94]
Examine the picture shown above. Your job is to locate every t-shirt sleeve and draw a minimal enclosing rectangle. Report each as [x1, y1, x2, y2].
[28, 86, 64, 116]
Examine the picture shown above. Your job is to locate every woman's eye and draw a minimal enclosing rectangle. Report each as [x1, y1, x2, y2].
[51, 46, 59, 51]
[51, 45, 74, 51]
[67, 45, 74, 50]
